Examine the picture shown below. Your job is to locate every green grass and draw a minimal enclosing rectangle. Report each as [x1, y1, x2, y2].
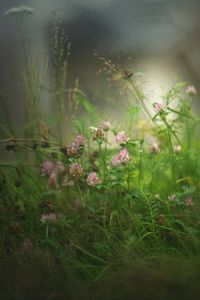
[1, 87, 200, 298]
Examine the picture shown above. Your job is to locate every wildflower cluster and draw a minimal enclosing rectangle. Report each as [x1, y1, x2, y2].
[1, 13, 200, 292]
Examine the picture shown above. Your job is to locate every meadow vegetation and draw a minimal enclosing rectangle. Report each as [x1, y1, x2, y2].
[1, 9, 200, 299]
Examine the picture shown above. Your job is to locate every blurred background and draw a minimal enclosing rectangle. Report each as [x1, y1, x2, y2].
[0, 0, 200, 135]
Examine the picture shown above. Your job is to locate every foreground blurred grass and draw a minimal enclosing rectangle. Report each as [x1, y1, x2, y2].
[1, 254, 200, 299]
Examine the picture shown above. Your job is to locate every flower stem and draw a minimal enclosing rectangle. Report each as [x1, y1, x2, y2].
[138, 140, 144, 187]
[46, 224, 49, 239]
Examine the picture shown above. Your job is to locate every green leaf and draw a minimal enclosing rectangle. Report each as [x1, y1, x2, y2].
[75, 90, 96, 114]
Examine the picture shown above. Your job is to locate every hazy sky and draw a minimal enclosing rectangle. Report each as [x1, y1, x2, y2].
[1, 0, 200, 54]
[1, 0, 200, 130]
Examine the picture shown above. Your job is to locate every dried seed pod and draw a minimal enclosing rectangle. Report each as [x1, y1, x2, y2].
[0, 175, 6, 192]
[122, 69, 133, 79]
[0, 205, 6, 214]
[47, 201, 54, 212]
[60, 146, 68, 155]
[51, 152, 57, 159]
[156, 214, 165, 225]
[41, 141, 50, 148]
[5, 141, 17, 151]
[9, 221, 21, 234]
[32, 140, 38, 150]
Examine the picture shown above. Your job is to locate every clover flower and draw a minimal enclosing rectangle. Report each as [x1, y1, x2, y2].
[89, 126, 98, 133]
[112, 148, 130, 166]
[95, 127, 105, 139]
[168, 194, 176, 201]
[89, 122, 111, 140]
[101, 121, 112, 131]
[41, 160, 54, 176]
[149, 143, 160, 154]
[87, 172, 102, 186]
[153, 102, 165, 113]
[48, 170, 59, 190]
[155, 194, 160, 200]
[67, 144, 80, 158]
[67, 135, 87, 158]
[74, 135, 87, 148]
[40, 212, 57, 223]
[47, 162, 66, 189]
[173, 144, 181, 154]
[156, 214, 165, 225]
[90, 126, 106, 141]
[21, 238, 32, 254]
[115, 131, 129, 145]
[185, 196, 194, 207]
[41, 161, 66, 190]
[186, 85, 197, 95]
[62, 177, 75, 187]
[69, 163, 84, 177]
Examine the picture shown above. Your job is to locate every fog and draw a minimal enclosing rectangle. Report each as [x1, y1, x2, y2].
[0, 0, 200, 133]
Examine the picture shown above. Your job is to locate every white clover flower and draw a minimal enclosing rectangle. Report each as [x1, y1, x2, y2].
[173, 144, 181, 154]
[101, 121, 112, 131]
[89, 126, 98, 133]
[149, 143, 160, 154]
